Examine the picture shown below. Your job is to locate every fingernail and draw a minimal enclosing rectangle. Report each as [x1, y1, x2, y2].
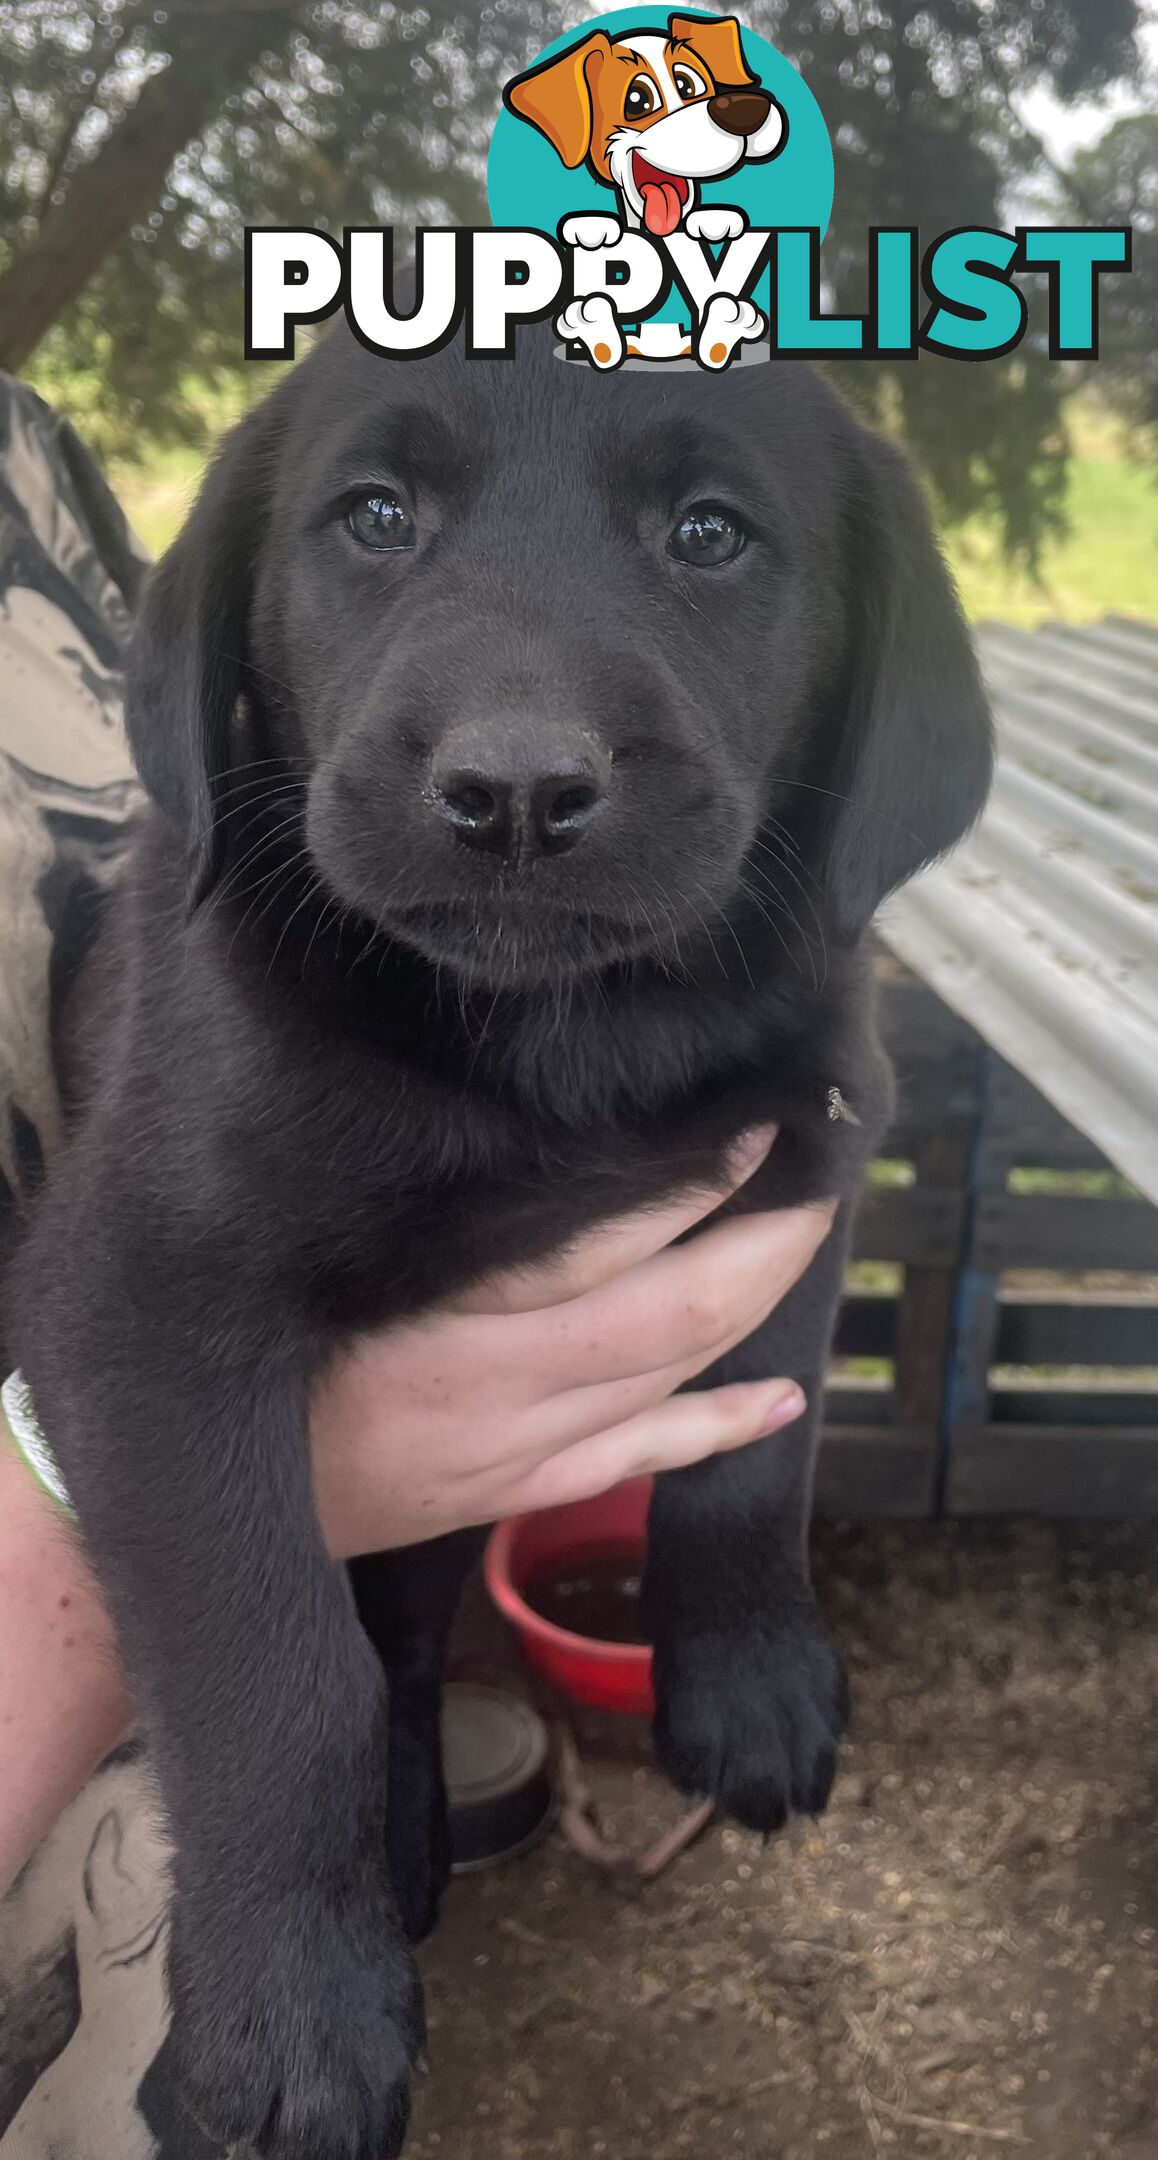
[727, 1124, 776, 1179]
[758, 1384, 806, 1433]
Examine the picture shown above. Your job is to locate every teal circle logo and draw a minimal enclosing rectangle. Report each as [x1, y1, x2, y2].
[488, 8, 833, 352]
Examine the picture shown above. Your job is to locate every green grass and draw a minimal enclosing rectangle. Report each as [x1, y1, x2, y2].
[21, 355, 283, 559]
[63, 378, 1156, 629]
[98, 370, 278, 557]
[944, 405, 1158, 628]
[106, 440, 209, 558]
[1007, 1166, 1141, 1199]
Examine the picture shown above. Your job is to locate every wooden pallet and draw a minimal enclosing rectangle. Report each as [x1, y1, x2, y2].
[816, 959, 1158, 1517]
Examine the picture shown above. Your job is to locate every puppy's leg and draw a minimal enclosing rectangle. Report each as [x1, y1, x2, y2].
[19, 1284, 421, 2160]
[351, 1528, 486, 1943]
[643, 1210, 851, 1834]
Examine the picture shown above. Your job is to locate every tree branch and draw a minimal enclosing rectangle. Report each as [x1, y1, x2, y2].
[0, 13, 300, 372]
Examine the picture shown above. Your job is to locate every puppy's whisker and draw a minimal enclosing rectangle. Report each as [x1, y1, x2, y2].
[749, 830, 824, 906]
[231, 850, 311, 933]
[736, 858, 796, 917]
[212, 751, 310, 779]
[210, 812, 308, 910]
[210, 784, 306, 828]
[749, 834, 830, 956]
[749, 824, 818, 883]
[228, 849, 313, 956]
[766, 776, 856, 806]
[588, 962, 613, 1027]
[766, 775, 925, 850]
[216, 654, 304, 705]
[300, 890, 345, 981]
[625, 881, 667, 973]
[210, 837, 303, 921]
[264, 872, 328, 984]
[684, 889, 730, 982]
[639, 866, 721, 984]
[214, 805, 305, 874]
[630, 874, 689, 986]
[743, 854, 817, 942]
[739, 863, 813, 959]
[745, 847, 828, 990]
[470, 986, 505, 1076]
[736, 874, 812, 984]
[695, 882, 756, 991]
[337, 908, 381, 983]
[210, 766, 305, 802]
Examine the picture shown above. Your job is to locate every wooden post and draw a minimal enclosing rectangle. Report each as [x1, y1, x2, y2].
[935, 1047, 1003, 1513]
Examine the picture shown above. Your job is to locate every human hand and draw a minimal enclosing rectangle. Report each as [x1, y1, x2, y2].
[0, 1136, 834, 1891]
[311, 1134, 836, 1557]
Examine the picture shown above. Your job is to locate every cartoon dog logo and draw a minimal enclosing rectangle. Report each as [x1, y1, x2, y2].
[504, 11, 788, 364]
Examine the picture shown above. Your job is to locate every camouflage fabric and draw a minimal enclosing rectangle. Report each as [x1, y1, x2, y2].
[0, 1749, 194, 2160]
[0, 374, 143, 1227]
[0, 378, 211, 2157]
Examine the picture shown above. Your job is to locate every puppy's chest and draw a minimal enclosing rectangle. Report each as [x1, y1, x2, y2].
[302, 1071, 879, 1334]
[236, 961, 892, 1330]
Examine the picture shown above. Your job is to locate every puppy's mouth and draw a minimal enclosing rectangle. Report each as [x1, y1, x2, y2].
[631, 151, 690, 237]
[383, 896, 661, 990]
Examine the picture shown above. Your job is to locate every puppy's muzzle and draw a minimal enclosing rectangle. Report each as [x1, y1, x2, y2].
[707, 88, 773, 135]
[430, 719, 612, 861]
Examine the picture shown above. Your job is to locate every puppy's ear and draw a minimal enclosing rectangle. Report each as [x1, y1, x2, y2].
[669, 13, 758, 89]
[802, 430, 992, 941]
[125, 402, 278, 908]
[503, 32, 611, 168]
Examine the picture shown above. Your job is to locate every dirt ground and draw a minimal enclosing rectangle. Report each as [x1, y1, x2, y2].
[409, 1521, 1158, 2160]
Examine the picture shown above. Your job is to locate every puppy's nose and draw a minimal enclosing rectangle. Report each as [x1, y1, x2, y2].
[708, 88, 772, 135]
[430, 727, 611, 859]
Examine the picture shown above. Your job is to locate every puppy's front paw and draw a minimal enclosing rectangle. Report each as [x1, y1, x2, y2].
[560, 212, 622, 250]
[170, 1883, 423, 2160]
[685, 205, 748, 243]
[653, 1615, 848, 1834]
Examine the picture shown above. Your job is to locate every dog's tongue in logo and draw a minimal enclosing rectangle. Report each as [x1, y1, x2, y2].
[633, 152, 689, 237]
[640, 180, 679, 235]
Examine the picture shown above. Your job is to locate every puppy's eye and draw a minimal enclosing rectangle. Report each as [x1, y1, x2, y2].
[673, 65, 706, 100]
[347, 491, 416, 550]
[624, 73, 659, 118]
[668, 502, 748, 568]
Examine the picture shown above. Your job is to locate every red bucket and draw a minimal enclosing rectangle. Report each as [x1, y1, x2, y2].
[484, 1477, 654, 1717]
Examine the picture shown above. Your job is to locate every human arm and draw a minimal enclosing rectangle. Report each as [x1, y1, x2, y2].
[1, 1145, 833, 1892]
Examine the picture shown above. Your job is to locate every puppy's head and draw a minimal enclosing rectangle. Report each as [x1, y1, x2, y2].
[505, 14, 785, 235]
[127, 328, 990, 994]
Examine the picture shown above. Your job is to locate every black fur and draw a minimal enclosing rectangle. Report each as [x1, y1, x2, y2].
[11, 324, 991, 2160]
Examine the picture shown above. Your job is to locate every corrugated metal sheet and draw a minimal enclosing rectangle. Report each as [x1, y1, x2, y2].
[879, 616, 1158, 1206]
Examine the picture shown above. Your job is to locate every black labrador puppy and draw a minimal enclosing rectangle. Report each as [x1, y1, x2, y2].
[11, 323, 990, 2159]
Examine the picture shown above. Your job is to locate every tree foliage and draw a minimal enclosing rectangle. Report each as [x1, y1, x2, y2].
[1066, 112, 1158, 442]
[0, 0, 1146, 560]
